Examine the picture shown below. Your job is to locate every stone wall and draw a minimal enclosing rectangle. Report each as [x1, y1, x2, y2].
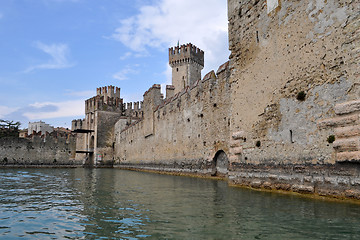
[228, 163, 360, 199]
[228, 0, 359, 164]
[0, 135, 78, 167]
[226, 0, 360, 198]
[94, 111, 124, 165]
[114, 62, 231, 174]
[67, 0, 360, 200]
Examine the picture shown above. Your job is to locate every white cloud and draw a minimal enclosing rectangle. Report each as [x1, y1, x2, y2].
[25, 42, 75, 73]
[120, 52, 133, 60]
[23, 100, 84, 120]
[113, 65, 139, 81]
[0, 106, 16, 119]
[110, 0, 229, 75]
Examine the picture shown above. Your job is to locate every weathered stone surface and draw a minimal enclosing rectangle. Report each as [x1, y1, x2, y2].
[0, 136, 78, 166]
[291, 185, 314, 194]
[250, 180, 262, 188]
[229, 139, 241, 148]
[317, 114, 359, 129]
[335, 126, 360, 138]
[263, 181, 272, 189]
[229, 155, 239, 163]
[230, 147, 243, 155]
[335, 100, 360, 115]
[232, 131, 246, 140]
[336, 151, 360, 162]
[333, 137, 360, 152]
[344, 190, 360, 199]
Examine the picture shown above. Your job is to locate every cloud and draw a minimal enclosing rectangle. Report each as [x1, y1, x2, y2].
[110, 0, 229, 74]
[1, 100, 84, 127]
[0, 106, 16, 119]
[25, 42, 75, 73]
[24, 100, 84, 119]
[120, 52, 132, 60]
[113, 65, 139, 81]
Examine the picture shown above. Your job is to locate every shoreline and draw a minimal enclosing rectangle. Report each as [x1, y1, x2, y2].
[2, 163, 360, 204]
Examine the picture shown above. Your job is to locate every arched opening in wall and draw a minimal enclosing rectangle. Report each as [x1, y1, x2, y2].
[212, 150, 229, 177]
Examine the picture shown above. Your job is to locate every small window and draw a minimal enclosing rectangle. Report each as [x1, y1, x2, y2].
[176, 68, 179, 72]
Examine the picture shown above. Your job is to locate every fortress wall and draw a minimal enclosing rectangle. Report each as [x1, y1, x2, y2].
[93, 111, 124, 165]
[227, 0, 360, 198]
[0, 136, 78, 166]
[114, 63, 231, 173]
[123, 101, 143, 118]
[71, 119, 87, 162]
[228, 0, 358, 165]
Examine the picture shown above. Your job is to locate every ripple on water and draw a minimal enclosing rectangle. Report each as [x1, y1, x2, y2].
[1, 168, 360, 239]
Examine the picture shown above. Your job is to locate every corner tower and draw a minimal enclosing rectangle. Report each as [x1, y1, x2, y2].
[169, 43, 204, 93]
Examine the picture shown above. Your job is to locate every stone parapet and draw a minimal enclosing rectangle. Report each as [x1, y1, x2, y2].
[169, 43, 204, 67]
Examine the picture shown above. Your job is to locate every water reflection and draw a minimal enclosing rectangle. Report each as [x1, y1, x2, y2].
[1, 168, 360, 239]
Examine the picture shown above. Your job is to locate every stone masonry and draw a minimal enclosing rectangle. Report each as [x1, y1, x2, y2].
[69, 0, 360, 200]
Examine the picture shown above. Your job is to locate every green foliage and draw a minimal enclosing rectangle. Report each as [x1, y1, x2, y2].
[0, 119, 21, 129]
[296, 91, 306, 101]
[0, 119, 21, 138]
[327, 135, 335, 144]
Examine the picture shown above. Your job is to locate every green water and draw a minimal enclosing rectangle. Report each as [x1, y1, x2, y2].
[1, 168, 360, 239]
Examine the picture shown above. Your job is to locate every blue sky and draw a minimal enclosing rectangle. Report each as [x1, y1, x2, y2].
[0, 0, 229, 128]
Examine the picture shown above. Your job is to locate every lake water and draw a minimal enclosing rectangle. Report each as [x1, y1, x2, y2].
[1, 168, 360, 239]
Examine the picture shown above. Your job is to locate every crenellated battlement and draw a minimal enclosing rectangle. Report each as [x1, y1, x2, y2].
[71, 119, 84, 131]
[169, 43, 204, 67]
[157, 61, 230, 111]
[96, 85, 120, 99]
[143, 84, 161, 97]
[123, 101, 144, 118]
[123, 101, 143, 111]
[85, 92, 123, 114]
[169, 43, 204, 93]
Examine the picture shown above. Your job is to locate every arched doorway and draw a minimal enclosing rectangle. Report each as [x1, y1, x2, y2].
[212, 150, 229, 176]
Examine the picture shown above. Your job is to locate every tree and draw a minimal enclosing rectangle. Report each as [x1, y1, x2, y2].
[0, 119, 21, 138]
[0, 119, 21, 129]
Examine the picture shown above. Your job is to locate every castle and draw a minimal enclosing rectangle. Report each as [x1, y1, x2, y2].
[1, 0, 356, 200]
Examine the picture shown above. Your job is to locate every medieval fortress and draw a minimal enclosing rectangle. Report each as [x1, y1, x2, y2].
[1, 0, 359, 200]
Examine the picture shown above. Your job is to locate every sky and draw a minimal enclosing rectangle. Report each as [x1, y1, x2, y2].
[0, 0, 229, 129]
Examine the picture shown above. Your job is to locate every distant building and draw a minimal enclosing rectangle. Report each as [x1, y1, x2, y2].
[28, 121, 54, 135]
[19, 129, 28, 138]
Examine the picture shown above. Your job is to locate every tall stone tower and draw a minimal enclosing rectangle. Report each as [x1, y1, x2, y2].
[169, 43, 204, 93]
